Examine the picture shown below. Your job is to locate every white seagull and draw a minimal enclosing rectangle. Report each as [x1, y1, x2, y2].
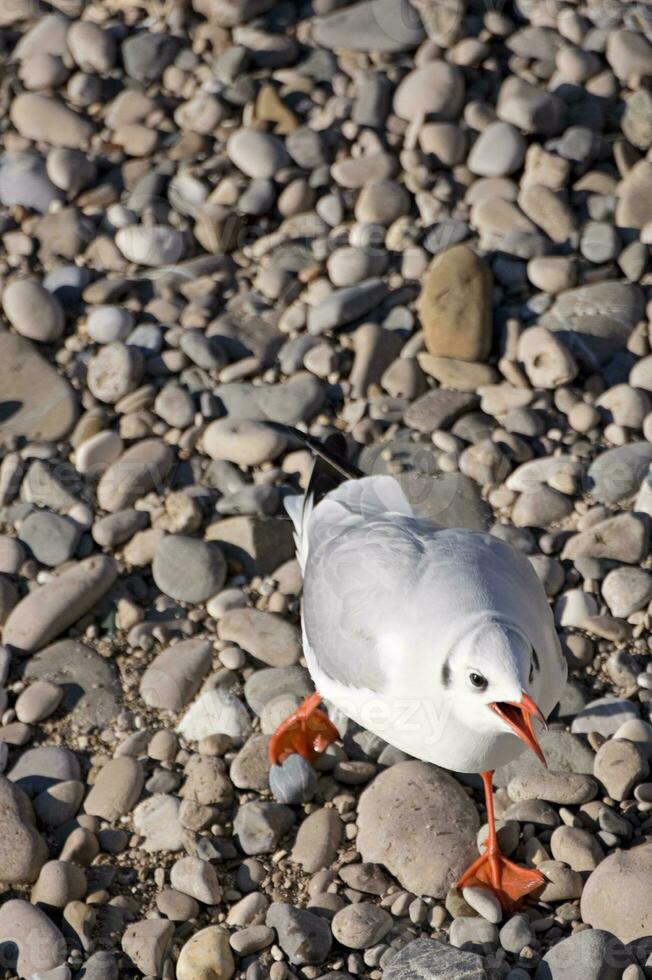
[269, 434, 567, 909]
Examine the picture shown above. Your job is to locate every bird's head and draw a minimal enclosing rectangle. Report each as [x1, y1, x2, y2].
[443, 619, 547, 765]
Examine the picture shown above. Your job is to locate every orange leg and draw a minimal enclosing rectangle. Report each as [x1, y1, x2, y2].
[268, 692, 339, 766]
[457, 770, 545, 912]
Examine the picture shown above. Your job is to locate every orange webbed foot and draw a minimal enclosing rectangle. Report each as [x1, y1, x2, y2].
[457, 848, 545, 912]
[268, 692, 339, 766]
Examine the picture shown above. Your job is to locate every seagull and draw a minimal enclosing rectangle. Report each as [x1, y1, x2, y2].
[269, 431, 567, 909]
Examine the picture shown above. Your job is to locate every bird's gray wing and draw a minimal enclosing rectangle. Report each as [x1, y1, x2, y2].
[302, 515, 432, 691]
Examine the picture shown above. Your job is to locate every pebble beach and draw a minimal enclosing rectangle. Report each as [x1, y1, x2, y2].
[2, 0, 652, 978]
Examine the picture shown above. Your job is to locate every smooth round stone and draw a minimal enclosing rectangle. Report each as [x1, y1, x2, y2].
[549, 825, 604, 871]
[2, 277, 64, 342]
[8, 744, 80, 797]
[97, 439, 174, 512]
[468, 122, 526, 177]
[133, 794, 184, 853]
[31, 860, 86, 908]
[32, 779, 84, 829]
[46, 147, 96, 196]
[115, 225, 185, 266]
[0, 576, 18, 625]
[327, 246, 388, 287]
[0, 537, 26, 575]
[154, 383, 195, 428]
[266, 902, 332, 965]
[152, 534, 226, 604]
[157, 888, 200, 921]
[580, 220, 620, 263]
[270, 754, 317, 805]
[602, 567, 652, 618]
[536, 928, 631, 980]
[87, 342, 143, 404]
[10, 92, 93, 148]
[170, 855, 222, 905]
[15, 680, 63, 724]
[581, 843, 652, 943]
[0, 777, 48, 884]
[218, 608, 301, 667]
[176, 926, 235, 980]
[593, 737, 649, 801]
[86, 306, 134, 344]
[0, 899, 67, 976]
[121, 919, 174, 977]
[84, 756, 143, 822]
[2, 555, 117, 655]
[18, 510, 80, 567]
[0, 151, 61, 213]
[67, 20, 116, 73]
[354, 180, 410, 225]
[75, 430, 124, 475]
[139, 638, 213, 711]
[357, 760, 479, 897]
[25, 639, 120, 734]
[331, 903, 392, 949]
[227, 129, 290, 179]
[203, 418, 287, 467]
[393, 62, 464, 121]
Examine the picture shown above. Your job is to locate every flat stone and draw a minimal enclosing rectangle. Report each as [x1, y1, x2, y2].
[357, 760, 479, 898]
[140, 638, 213, 710]
[24, 640, 120, 732]
[507, 770, 598, 805]
[231, 734, 271, 791]
[312, 0, 424, 53]
[383, 938, 490, 980]
[581, 843, 652, 943]
[3, 555, 116, 656]
[419, 246, 492, 362]
[0, 333, 78, 442]
[244, 666, 313, 716]
[594, 738, 649, 801]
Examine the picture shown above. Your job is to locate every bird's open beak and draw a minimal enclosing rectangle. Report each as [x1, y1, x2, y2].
[490, 692, 548, 766]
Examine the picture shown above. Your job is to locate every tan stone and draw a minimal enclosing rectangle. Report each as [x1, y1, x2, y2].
[176, 926, 235, 980]
[418, 245, 493, 363]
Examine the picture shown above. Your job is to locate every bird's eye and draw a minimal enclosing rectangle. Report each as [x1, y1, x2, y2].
[469, 672, 488, 690]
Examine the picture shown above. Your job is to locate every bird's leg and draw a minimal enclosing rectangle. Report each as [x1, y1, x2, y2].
[456, 770, 545, 912]
[268, 692, 339, 766]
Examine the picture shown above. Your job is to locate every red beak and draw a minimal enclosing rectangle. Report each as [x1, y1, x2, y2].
[490, 692, 548, 767]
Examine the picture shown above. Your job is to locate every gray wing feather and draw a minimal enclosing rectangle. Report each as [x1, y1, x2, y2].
[302, 516, 430, 691]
